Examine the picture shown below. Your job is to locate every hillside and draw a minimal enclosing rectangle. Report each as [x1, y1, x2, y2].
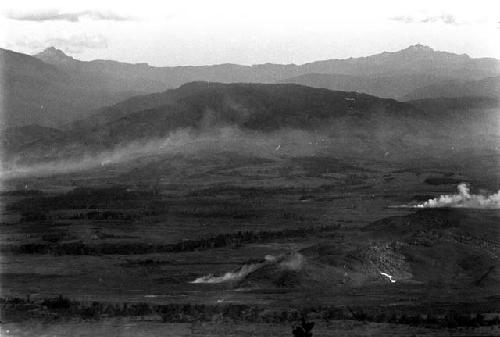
[0, 48, 142, 127]
[404, 76, 500, 100]
[278, 73, 448, 99]
[3, 82, 499, 170]
[3, 82, 416, 156]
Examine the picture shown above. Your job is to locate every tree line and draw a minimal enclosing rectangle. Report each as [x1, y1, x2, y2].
[8, 225, 334, 255]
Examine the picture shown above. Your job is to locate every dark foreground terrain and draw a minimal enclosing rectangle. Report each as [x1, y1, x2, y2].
[1, 149, 499, 336]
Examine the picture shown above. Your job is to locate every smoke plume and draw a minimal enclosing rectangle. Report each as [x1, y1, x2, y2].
[190, 253, 304, 284]
[397, 183, 500, 209]
[190, 263, 261, 284]
[1, 127, 327, 179]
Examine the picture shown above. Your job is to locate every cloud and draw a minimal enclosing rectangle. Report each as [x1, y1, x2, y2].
[422, 14, 458, 25]
[12, 34, 108, 54]
[390, 13, 461, 25]
[6, 9, 134, 22]
[389, 16, 415, 24]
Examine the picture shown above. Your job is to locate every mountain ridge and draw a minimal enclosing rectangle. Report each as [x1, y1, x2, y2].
[33, 44, 496, 68]
[32, 43, 500, 84]
[2, 44, 499, 128]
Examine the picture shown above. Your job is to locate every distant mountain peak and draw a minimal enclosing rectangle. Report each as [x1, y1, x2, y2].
[35, 47, 76, 64]
[401, 44, 435, 53]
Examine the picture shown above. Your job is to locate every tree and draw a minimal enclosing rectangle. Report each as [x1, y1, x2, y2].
[292, 317, 314, 337]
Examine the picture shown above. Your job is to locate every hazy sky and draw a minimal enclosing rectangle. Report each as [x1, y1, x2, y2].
[1, 0, 499, 66]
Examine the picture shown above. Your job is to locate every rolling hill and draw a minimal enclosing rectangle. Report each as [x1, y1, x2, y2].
[4, 82, 414, 151]
[3, 82, 498, 168]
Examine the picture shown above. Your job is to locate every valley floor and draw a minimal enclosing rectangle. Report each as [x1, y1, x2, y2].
[1, 152, 499, 336]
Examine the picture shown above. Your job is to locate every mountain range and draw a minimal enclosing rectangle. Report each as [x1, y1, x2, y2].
[1, 44, 499, 128]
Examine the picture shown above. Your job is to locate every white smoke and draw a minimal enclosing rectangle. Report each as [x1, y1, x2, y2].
[1, 127, 326, 180]
[397, 183, 500, 209]
[190, 263, 261, 284]
[278, 252, 304, 270]
[190, 253, 304, 284]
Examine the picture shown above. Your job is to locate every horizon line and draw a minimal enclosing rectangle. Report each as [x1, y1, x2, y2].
[4, 43, 498, 68]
